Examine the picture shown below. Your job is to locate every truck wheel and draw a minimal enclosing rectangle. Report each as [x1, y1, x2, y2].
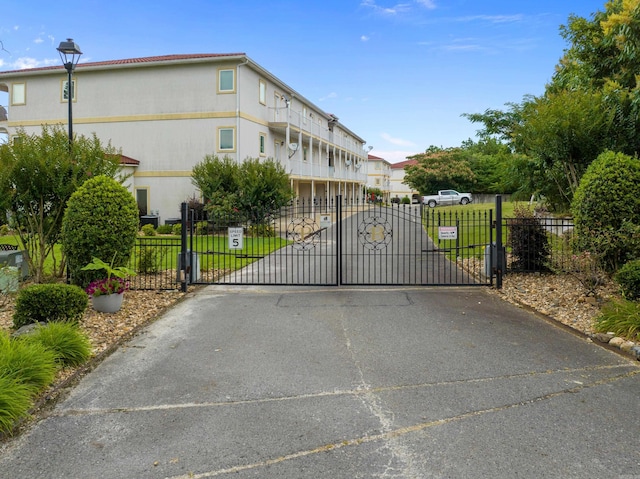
[460, 198, 469, 205]
[428, 200, 437, 208]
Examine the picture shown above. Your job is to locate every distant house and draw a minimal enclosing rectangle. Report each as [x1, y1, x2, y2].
[0, 53, 369, 221]
[390, 159, 420, 203]
[366, 154, 391, 202]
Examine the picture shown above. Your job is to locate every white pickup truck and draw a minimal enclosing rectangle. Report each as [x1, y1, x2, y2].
[422, 190, 473, 208]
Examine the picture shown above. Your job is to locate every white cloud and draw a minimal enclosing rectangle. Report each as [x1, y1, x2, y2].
[372, 149, 419, 163]
[11, 57, 58, 70]
[34, 37, 44, 44]
[361, 35, 370, 42]
[360, 0, 412, 16]
[319, 92, 338, 102]
[416, 0, 436, 9]
[457, 14, 524, 24]
[381, 132, 417, 147]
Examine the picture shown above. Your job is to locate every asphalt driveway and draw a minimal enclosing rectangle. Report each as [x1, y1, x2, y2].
[0, 285, 638, 478]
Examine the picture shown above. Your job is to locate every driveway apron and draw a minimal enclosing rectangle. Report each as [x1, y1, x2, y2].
[0, 286, 639, 478]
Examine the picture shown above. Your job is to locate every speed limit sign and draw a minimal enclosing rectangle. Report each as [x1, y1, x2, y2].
[228, 227, 244, 250]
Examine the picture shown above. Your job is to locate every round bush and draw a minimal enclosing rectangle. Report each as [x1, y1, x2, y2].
[62, 175, 139, 287]
[13, 284, 88, 328]
[571, 151, 640, 270]
[141, 224, 156, 236]
[615, 259, 640, 301]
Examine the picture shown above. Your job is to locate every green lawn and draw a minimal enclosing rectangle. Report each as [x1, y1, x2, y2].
[1, 234, 291, 281]
[422, 201, 517, 261]
[133, 234, 290, 273]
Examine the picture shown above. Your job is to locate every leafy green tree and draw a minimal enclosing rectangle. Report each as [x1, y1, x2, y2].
[237, 158, 294, 223]
[463, 1, 640, 210]
[403, 147, 475, 194]
[0, 125, 121, 282]
[461, 138, 521, 194]
[191, 156, 293, 224]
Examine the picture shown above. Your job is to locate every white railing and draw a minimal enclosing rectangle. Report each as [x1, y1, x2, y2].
[269, 106, 366, 159]
[287, 158, 367, 182]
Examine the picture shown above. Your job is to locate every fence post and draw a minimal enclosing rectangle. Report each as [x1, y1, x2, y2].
[180, 201, 188, 292]
[495, 195, 503, 289]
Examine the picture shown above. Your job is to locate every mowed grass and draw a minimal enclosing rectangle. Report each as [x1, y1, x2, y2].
[132, 234, 291, 273]
[1, 233, 291, 280]
[422, 201, 517, 260]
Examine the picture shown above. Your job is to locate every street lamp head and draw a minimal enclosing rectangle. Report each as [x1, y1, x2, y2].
[57, 38, 82, 72]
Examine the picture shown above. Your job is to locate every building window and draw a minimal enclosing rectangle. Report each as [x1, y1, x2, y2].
[259, 79, 267, 105]
[218, 127, 235, 151]
[61, 79, 76, 102]
[11, 83, 26, 105]
[218, 69, 235, 93]
[302, 106, 307, 124]
[303, 146, 308, 162]
[259, 132, 266, 155]
[136, 188, 149, 216]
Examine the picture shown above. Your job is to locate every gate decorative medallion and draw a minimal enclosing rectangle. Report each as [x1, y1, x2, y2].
[287, 217, 321, 250]
[357, 216, 393, 251]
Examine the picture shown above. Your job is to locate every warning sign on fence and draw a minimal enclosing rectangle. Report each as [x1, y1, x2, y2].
[438, 226, 458, 240]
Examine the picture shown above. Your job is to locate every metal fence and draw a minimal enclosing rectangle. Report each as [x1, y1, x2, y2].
[129, 236, 182, 290]
[503, 216, 575, 273]
[125, 212, 581, 290]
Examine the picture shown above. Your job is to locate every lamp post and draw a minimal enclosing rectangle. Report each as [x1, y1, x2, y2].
[57, 38, 82, 148]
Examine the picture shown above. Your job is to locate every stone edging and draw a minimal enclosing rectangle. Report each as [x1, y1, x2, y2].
[590, 333, 640, 360]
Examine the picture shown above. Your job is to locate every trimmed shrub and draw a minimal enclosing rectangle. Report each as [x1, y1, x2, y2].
[615, 259, 640, 301]
[507, 204, 550, 272]
[195, 221, 208, 235]
[25, 322, 92, 367]
[572, 151, 640, 271]
[137, 246, 168, 274]
[156, 224, 173, 234]
[401, 196, 411, 205]
[0, 331, 57, 393]
[62, 175, 139, 287]
[172, 223, 182, 236]
[141, 224, 157, 236]
[13, 283, 88, 328]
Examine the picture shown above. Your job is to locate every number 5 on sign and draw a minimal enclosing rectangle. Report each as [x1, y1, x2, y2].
[228, 227, 244, 250]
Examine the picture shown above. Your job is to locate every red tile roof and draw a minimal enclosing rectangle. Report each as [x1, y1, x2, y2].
[390, 159, 418, 169]
[119, 154, 140, 166]
[0, 53, 246, 75]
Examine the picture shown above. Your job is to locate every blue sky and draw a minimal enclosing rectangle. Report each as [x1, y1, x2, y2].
[1, 0, 606, 162]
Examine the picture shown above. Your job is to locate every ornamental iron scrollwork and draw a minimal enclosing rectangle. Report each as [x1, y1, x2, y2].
[287, 217, 321, 250]
[358, 216, 392, 250]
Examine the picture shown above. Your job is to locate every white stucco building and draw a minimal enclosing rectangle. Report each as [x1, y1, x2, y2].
[389, 159, 420, 203]
[366, 154, 391, 202]
[0, 53, 369, 221]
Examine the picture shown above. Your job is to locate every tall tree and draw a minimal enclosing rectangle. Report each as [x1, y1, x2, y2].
[0, 125, 121, 281]
[403, 147, 475, 194]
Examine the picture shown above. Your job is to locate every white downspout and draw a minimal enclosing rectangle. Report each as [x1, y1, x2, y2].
[236, 58, 249, 164]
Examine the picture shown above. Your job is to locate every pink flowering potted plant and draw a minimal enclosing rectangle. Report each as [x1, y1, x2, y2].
[81, 255, 136, 313]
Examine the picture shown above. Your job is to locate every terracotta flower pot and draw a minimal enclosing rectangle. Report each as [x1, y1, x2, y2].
[91, 292, 124, 313]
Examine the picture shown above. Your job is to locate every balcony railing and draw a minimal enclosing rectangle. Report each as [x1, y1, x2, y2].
[269, 106, 366, 158]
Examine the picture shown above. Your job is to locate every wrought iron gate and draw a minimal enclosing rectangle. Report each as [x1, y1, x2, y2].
[181, 197, 496, 287]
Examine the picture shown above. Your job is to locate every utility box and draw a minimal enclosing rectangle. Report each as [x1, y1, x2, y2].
[176, 250, 201, 283]
[0, 266, 19, 293]
[0, 250, 29, 280]
[484, 243, 506, 278]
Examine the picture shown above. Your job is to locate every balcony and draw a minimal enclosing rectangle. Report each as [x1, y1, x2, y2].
[268, 107, 365, 158]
